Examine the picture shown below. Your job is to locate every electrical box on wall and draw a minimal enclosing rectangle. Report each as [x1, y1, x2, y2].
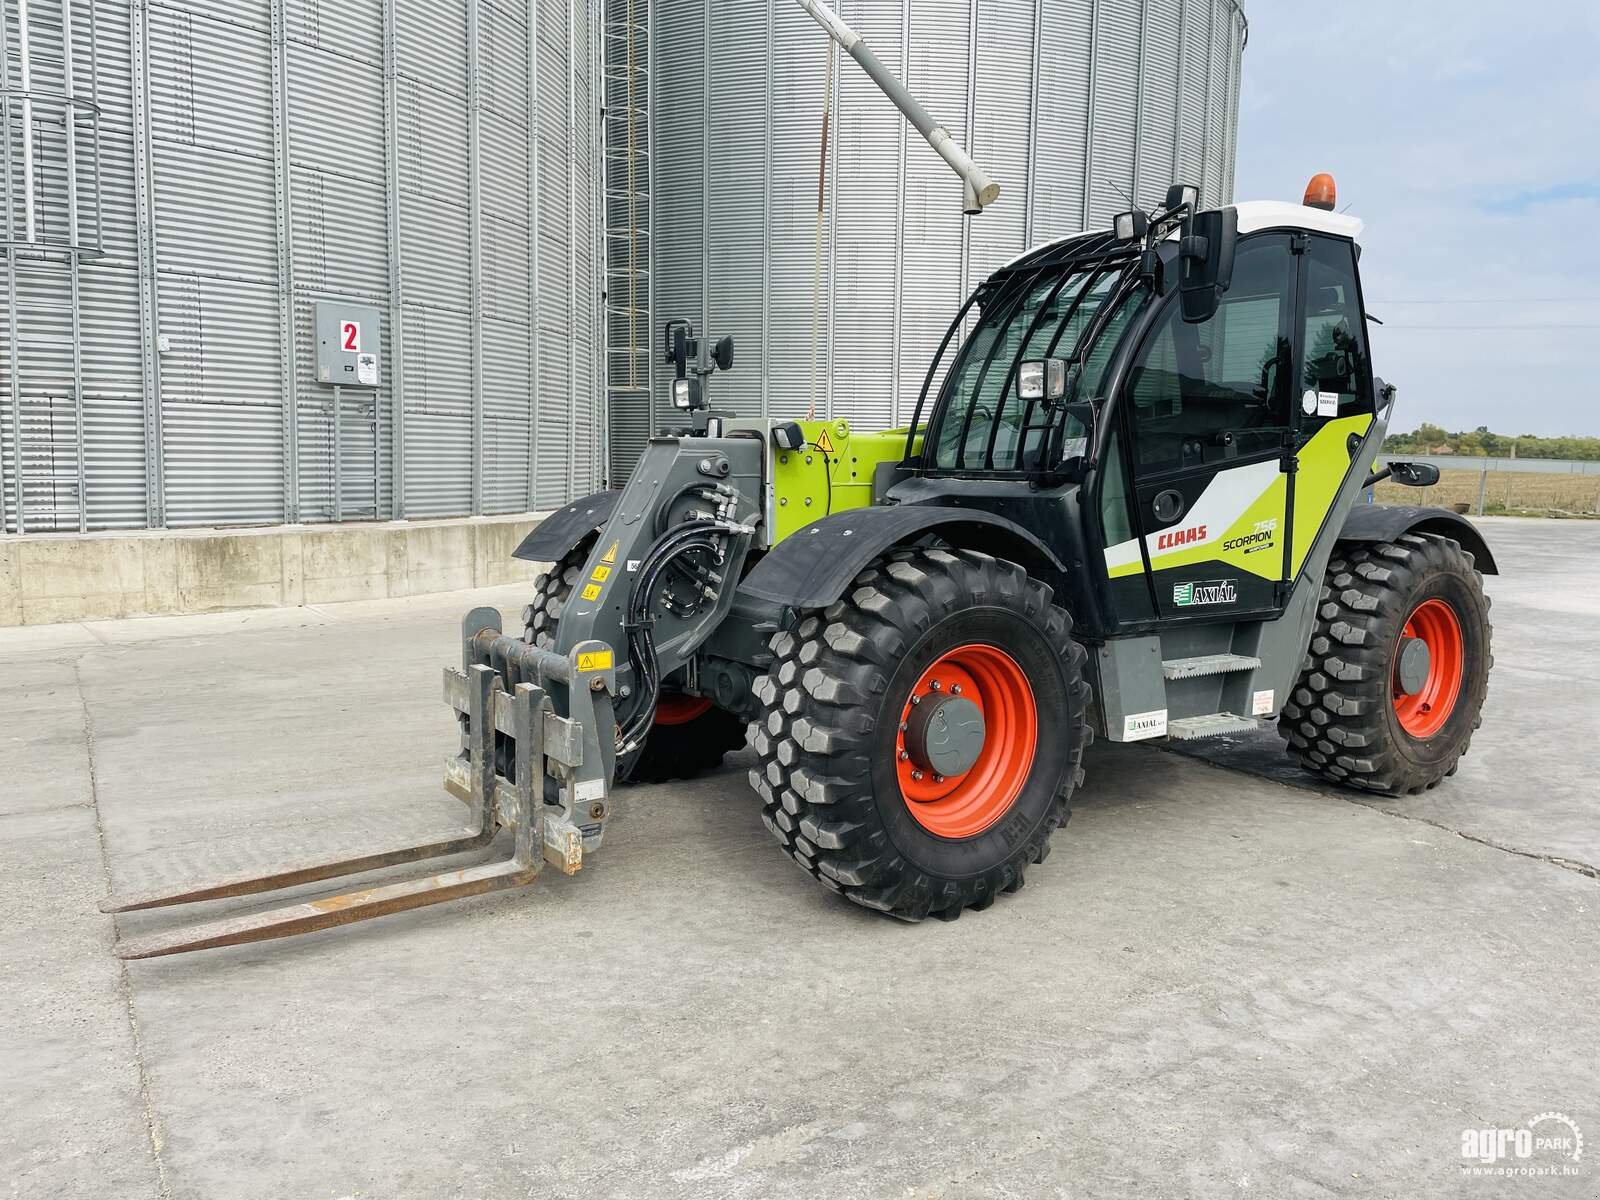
[315, 301, 383, 389]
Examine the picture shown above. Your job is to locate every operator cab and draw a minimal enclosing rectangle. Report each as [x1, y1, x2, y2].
[901, 178, 1378, 636]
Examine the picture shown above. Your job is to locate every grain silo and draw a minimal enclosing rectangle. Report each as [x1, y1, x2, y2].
[1, 0, 604, 534]
[621, 0, 1247, 474]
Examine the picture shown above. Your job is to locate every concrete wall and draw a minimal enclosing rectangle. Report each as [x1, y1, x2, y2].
[0, 514, 545, 628]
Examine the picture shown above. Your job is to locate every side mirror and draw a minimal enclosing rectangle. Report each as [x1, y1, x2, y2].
[1392, 461, 1441, 487]
[1178, 206, 1238, 323]
[713, 335, 735, 372]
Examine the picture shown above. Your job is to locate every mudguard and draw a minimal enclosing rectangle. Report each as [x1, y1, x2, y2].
[1338, 504, 1499, 574]
[738, 505, 1071, 608]
[511, 490, 622, 563]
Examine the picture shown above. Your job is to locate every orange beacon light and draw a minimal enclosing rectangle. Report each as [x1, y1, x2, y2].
[1303, 173, 1337, 211]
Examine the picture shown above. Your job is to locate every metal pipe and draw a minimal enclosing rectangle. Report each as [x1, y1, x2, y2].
[793, 0, 998, 213]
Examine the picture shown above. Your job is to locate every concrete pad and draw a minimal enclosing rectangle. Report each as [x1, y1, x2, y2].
[0, 806, 161, 1199]
[0, 659, 93, 816]
[106, 745, 1600, 1200]
[1174, 516, 1600, 873]
[5, 519, 1598, 1198]
[0, 620, 103, 662]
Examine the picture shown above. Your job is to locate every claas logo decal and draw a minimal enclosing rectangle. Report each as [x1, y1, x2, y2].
[1156, 524, 1207, 550]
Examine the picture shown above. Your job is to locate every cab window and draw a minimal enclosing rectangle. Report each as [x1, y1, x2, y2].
[1300, 235, 1373, 431]
[1123, 233, 1295, 476]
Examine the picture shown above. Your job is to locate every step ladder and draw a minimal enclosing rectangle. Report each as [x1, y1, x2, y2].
[1161, 653, 1262, 740]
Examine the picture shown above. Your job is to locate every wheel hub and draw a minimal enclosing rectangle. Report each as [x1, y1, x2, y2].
[904, 694, 986, 778]
[1392, 598, 1465, 739]
[895, 644, 1039, 839]
[1394, 636, 1431, 696]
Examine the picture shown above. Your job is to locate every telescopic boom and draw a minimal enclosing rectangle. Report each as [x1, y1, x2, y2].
[793, 0, 1000, 214]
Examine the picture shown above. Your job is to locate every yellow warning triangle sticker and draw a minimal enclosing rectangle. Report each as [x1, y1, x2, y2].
[601, 541, 618, 564]
[815, 428, 834, 454]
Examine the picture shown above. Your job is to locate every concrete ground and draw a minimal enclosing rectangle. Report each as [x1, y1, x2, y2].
[2, 516, 1595, 1199]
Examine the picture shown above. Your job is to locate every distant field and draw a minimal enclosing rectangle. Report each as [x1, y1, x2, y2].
[1373, 467, 1600, 517]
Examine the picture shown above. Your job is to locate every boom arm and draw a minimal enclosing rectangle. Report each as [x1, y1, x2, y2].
[794, 0, 1000, 214]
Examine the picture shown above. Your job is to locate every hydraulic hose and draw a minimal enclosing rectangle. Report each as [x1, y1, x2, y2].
[618, 520, 726, 753]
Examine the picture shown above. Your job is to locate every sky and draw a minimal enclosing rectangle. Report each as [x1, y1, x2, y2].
[1231, 0, 1600, 437]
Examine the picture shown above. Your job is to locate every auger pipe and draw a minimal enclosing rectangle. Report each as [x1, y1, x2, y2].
[793, 0, 999, 213]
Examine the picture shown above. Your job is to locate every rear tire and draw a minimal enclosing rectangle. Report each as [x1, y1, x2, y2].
[1278, 532, 1492, 796]
[748, 547, 1091, 921]
[524, 540, 745, 784]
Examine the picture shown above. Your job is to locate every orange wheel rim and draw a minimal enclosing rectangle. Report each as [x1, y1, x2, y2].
[895, 644, 1038, 839]
[655, 694, 713, 726]
[1392, 598, 1464, 739]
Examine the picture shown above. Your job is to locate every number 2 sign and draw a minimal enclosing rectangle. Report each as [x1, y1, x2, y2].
[341, 321, 362, 352]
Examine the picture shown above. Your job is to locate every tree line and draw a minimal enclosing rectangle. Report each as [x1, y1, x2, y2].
[1382, 424, 1600, 462]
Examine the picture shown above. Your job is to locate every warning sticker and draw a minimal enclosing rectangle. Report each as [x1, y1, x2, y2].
[590, 565, 611, 583]
[577, 649, 614, 672]
[579, 582, 602, 601]
[1252, 688, 1275, 716]
[356, 353, 378, 386]
[601, 541, 618, 564]
[814, 428, 834, 454]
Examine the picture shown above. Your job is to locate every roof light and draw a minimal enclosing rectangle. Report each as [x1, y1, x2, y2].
[1114, 210, 1149, 242]
[1303, 173, 1337, 211]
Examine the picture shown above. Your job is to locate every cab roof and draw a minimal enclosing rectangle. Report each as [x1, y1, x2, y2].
[997, 200, 1365, 278]
[1234, 200, 1363, 240]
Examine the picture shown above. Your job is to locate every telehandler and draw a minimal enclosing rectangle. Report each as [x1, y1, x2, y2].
[102, 11, 1494, 958]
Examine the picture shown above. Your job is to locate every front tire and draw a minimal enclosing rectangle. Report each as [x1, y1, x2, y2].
[1278, 532, 1492, 796]
[749, 548, 1091, 921]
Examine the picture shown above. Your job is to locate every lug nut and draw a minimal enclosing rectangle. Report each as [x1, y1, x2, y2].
[951, 684, 962, 695]
[933, 774, 944, 783]
[930, 680, 941, 691]
[899, 721, 908, 732]
[911, 770, 924, 781]
[910, 694, 921, 705]
[898, 749, 908, 762]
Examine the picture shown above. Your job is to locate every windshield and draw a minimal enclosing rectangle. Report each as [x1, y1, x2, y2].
[928, 261, 1145, 472]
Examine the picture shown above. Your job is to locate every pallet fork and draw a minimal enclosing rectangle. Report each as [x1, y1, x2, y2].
[101, 610, 618, 959]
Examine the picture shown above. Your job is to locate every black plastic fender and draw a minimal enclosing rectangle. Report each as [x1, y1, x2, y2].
[1338, 504, 1499, 574]
[738, 506, 1073, 608]
[511, 489, 622, 563]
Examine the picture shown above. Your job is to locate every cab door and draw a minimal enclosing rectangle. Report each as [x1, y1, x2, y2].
[1109, 233, 1299, 622]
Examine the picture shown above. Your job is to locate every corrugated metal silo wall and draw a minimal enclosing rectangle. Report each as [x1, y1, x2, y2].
[1, 0, 604, 533]
[627, 0, 1244, 464]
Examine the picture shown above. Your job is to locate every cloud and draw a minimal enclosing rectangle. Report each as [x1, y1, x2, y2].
[1233, 0, 1600, 436]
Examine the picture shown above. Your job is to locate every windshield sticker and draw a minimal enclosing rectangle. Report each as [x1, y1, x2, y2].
[1172, 579, 1238, 607]
[1317, 390, 1340, 417]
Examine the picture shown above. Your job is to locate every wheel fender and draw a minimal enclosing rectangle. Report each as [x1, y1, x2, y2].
[511, 489, 622, 563]
[1338, 504, 1499, 575]
[738, 506, 1071, 608]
